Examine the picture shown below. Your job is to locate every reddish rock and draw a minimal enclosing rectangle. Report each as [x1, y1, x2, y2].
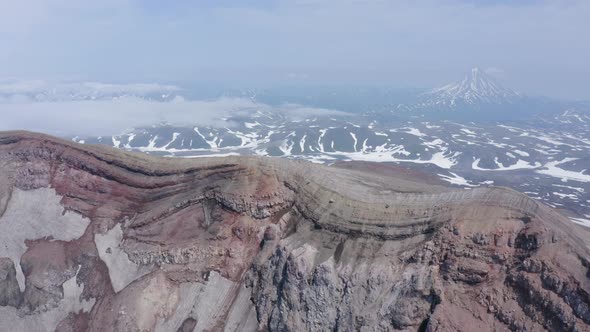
[0, 131, 589, 331]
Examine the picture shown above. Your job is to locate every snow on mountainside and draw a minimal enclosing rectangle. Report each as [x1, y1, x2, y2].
[553, 109, 590, 125]
[3, 76, 589, 222]
[397, 68, 524, 113]
[427, 68, 521, 105]
[72, 112, 590, 223]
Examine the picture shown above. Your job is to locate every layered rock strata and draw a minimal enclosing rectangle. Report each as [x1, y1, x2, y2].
[0, 131, 588, 331]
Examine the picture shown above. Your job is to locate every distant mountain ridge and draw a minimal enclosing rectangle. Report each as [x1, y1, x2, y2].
[0, 80, 180, 102]
[0, 72, 586, 121]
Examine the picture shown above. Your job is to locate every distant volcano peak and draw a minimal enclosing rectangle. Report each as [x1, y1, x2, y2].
[427, 68, 521, 106]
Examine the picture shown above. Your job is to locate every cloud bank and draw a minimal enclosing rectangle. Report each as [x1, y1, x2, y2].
[0, 81, 349, 137]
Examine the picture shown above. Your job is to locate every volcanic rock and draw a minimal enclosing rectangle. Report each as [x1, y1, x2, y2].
[0, 131, 589, 331]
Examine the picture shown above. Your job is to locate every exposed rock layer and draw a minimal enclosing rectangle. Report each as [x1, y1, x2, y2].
[0, 131, 589, 331]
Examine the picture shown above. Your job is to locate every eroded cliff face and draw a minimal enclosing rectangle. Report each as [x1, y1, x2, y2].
[0, 131, 589, 332]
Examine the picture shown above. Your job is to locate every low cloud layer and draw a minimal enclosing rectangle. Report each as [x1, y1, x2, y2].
[0, 83, 349, 137]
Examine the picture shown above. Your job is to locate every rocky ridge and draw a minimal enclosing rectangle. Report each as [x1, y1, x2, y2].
[0, 131, 589, 331]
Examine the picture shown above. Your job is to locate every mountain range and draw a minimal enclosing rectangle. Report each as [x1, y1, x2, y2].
[1, 68, 587, 118]
[0, 80, 180, 102]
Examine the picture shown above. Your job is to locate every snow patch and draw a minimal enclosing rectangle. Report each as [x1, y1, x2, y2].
[438, 172, 478, 187]
[570, 217, 590, 228]
[536, 158, 590, 183]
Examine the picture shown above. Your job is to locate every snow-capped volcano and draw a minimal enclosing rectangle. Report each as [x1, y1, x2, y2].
[395, 68, 527, 116]
[426, 67, 521, 106]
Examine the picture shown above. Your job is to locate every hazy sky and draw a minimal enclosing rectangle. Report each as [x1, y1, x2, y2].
[1, 0, 589, 99]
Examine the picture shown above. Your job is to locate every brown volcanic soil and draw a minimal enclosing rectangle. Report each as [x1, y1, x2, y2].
[0, 131, 589, 332]
[331, 160, 447, 187]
